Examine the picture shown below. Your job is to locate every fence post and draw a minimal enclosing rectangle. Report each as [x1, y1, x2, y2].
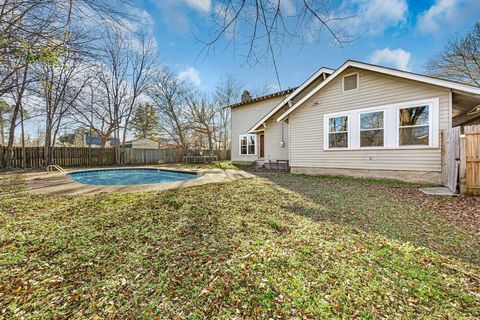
[459, 135, 467, 195]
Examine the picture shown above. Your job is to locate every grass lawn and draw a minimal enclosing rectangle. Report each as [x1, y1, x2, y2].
[1, 171, 479, 319]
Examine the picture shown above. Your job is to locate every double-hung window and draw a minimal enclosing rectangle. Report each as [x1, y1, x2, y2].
[398, 105, 430, 146]
[360, 111, 384, 147]
[239, 134, 256, 155]
[323, 98, 438, 150]
[328, 115, 349, 148]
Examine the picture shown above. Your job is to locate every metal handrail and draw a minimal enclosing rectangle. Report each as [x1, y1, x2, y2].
[46, 164, 67, 175]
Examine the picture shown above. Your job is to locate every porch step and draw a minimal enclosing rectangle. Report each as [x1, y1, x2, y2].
[255, 159, 266, 168]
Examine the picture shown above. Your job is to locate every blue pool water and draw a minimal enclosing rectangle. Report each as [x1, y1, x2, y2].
[68, 169, 197, 186]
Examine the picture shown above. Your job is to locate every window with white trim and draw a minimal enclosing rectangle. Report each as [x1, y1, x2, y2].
[360, 111, 384, 147]
[398, 105, 430, 146]
[239, 134, 256, 155]
[328, 115, 349, 148]
[343, 73, 358, 91]
[323, 98, 439, 150]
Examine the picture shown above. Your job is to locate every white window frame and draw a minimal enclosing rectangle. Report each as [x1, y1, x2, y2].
[324, 114, 351, 150]
[239, 134, 257, 155]
[323, 98, 439, 151]
[342, 72, 359, 92]
[358, 109, 386, 148]
[396, 103, 436, 148]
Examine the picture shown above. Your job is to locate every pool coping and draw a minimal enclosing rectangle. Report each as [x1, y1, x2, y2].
[25, 166, 254, 195]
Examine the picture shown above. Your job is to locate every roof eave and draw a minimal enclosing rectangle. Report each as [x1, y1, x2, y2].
[248, 67, 335, 132]
[276, 60, 480, 122]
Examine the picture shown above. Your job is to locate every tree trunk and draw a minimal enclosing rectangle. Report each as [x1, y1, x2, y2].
[0, 118, 4, 146]
[6, 64, 29, 168]
[100, 136, 109, 148]
[43, 114, 52, 167]
[207, 130, 213, 155]
[20, 105, 26, 168]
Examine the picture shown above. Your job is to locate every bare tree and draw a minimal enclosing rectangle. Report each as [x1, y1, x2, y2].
[0, 0, 131, 98]
[36, 51, 91, 165]
[71, 80, 118, 147]
[186, 93, 220, 153]
[96, 32, 130, 163]
[426, 22, 480, 86]
[0, 0, 135, 167]
[202, 0, 351, 88]
[214, 76, 244, 150]
[119, 34, 157, 163]
[92, 31, 157, 164]
[148, 68, 190, 149]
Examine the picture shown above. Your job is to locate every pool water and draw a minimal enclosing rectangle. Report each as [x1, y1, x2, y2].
[68, 169, 197, 186]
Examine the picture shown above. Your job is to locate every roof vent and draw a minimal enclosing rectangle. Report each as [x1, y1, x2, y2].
[241, 90, 252, 103]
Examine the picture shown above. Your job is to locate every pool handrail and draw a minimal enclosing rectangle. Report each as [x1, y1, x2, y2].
[47, 165, 67, 175]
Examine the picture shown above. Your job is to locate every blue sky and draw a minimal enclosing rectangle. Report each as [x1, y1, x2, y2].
[132, 0, 479, 92]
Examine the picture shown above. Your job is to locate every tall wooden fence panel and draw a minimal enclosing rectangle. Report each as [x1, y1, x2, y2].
[123, 149, 184, 165]
[1, 147, 231, 170]
[464, 125, 480, 196]
[441, 127, 461, 193]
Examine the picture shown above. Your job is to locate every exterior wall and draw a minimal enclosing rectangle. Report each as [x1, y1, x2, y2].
[264, 107, 289, 161]
[291, 76, 325, 105]
[292, 167, 441, 184]
[288, 68, 452, 183]
[131, 138, 159, 149]
[231, 96, 285, 163]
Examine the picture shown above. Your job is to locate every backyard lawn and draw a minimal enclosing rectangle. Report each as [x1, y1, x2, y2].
[1, 170, 479, 318]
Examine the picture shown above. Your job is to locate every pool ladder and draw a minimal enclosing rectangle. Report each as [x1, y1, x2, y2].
[47, 165, 67, 175]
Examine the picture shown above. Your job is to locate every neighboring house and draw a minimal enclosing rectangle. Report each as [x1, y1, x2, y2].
[230, 60, 480, 184]
[74, 131, 119, 148]
[124, 138, 159, 149]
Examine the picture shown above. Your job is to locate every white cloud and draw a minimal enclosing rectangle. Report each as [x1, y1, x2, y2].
[336, 0, 408, 36]
[369, 48, 411, 71]
[214, 4, 235, 38]
[185, 0, 211, 12]
[269, 0, 296, 15]
[178, 67, 201, 86]
[417, 0, 480, 34]
[155, 0, 211, 33]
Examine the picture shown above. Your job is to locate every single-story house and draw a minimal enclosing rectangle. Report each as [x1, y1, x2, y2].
[229, 60, 480, 184]
[124, 138, 159, 149]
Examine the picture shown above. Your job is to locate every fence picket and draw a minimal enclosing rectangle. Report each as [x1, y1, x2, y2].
[464, 125, 480, 196]
[0, 147, 230, 170]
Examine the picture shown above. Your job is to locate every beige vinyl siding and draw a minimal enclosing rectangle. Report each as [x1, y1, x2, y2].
[264, 108, 289, 161]
[288, 68, 451, 172]
[129, 138, 159, 149]
[291, 77, 325, 105]
[231, 96, 285, 162]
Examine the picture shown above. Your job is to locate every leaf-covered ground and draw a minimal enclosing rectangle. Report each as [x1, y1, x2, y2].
[1, 172, 479, 319]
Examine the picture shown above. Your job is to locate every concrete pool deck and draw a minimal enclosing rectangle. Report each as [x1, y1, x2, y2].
[25, 166, 255, 195]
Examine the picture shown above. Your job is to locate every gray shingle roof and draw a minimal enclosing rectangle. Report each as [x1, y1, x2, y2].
[227, 87, 297, 109]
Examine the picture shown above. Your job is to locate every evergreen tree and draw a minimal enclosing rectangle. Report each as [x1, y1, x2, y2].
[130, 103, 160, 139]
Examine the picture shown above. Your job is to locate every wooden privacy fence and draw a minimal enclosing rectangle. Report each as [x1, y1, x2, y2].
[0, 147, 231, 170]
[461, 125, 480, 196]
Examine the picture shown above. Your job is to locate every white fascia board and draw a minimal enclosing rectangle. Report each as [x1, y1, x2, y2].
[248, 67, 335, 133]
[276, 60, 480, 122]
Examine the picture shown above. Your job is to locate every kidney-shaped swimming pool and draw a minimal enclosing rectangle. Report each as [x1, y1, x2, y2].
[68, 168, 198, 186]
